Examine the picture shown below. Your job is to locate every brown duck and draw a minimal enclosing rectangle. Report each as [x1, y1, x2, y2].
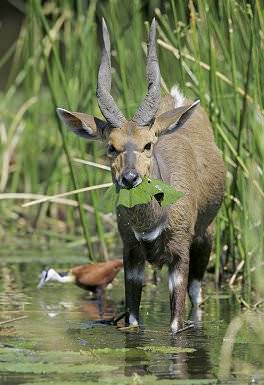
[38, 260, 123, 295]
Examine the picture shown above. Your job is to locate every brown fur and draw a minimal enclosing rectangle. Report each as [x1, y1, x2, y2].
[57, 94, 225, 332]
[56, 18, 225, 331]
[114, 96, 225, 331]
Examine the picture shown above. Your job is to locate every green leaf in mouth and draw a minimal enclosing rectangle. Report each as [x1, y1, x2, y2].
[150, 179, 184, 207]
[104, 178, 184, 209]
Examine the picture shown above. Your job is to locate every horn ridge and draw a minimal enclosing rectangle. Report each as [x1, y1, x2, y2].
[132, 18, 161, 126]
[96, 18, 126, 127]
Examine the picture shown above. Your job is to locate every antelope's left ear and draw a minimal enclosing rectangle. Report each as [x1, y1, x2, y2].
[56, 108, 108, 140]
[152, 99, 200, 136]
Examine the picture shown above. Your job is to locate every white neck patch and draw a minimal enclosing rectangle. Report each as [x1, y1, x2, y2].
[133, 222, 165, 242]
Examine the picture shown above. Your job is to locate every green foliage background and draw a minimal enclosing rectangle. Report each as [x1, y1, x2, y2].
[0, 0, 263, 300]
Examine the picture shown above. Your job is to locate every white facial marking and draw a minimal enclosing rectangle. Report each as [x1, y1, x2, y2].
[129, 314, 139, 327]
[170, 85, 185, 107]
[123, 150, 141, 154]
[133, 223, 164, 242]
[168, 271, 183, 293]
[188, 280, 202, 306]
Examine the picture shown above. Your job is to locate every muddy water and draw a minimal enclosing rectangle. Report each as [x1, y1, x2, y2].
[0, 254, 263, 385]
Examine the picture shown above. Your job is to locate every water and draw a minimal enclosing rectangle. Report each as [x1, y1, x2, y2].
[0, 255, 263, 385]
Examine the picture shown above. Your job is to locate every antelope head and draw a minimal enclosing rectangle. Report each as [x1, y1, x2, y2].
[57, 19, 199, 189]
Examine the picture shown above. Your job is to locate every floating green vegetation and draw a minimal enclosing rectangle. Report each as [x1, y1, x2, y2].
[0, 0, 263, 305]
[14, 377, 219, 385]
[137, 345, 196, 354]
[0, 265, 263, 385]
[0, 360, 117, 375]
[84, 347, 130, 355]
[104, 178, 184, 209]
[1, 345, 126, 378]
[19, 378, 220, 385]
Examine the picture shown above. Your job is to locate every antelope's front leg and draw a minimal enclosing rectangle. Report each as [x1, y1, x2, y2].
[168, 258, 189, 332]
[124, 247, 145, 327]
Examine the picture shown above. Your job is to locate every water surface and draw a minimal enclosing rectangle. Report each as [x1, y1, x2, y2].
[0, 254, 263, 385]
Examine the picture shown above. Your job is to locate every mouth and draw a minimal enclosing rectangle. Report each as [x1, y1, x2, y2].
[131, 177, 143, 188]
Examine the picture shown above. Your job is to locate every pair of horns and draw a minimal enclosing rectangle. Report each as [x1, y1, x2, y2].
[96, 18, 160, 127]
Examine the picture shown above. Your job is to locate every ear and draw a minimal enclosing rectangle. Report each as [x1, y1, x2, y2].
[56, 108, 108, 140]
[152, 99, 200, 136]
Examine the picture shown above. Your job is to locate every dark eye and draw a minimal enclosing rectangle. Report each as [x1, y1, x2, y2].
[107, 144, 118, 156]
[144, 142, 152, 151]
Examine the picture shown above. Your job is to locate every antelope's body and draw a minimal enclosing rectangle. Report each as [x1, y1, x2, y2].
[116, 93, 225, 329]
[57, 19, 225, 332]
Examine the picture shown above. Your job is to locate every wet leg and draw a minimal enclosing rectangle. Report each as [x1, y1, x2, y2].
[188, 226, 213, 307]
[168, 252, 189, 332]
[124, 245, 145, 326]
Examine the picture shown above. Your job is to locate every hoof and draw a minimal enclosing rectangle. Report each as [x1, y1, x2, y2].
[171, 320, 195, 334]
[118, 324, 140, 332]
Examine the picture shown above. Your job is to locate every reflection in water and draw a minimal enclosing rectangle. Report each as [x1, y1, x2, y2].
[0, 261, 263, 385]
[123, 317, 213, 380]
[39, 296, 117, 322]
[189, 306, 202, 325]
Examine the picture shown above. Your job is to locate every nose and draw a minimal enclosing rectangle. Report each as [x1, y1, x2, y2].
[121, 169, 140, 189]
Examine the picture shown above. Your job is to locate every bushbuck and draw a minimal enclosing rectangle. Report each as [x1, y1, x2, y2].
[57, 19, 225, 332]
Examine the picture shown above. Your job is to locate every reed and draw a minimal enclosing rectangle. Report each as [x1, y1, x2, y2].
[0, 0, 263, 297]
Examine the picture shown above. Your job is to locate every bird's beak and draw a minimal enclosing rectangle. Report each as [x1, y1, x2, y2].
[37, 270, 47, 288]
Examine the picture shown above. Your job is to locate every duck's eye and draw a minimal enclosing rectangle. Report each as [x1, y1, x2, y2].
[144, 142, 152, 151]
[107, 144, 118, 156]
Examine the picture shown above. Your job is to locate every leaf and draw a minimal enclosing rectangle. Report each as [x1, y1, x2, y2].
[104, 178, 184, 209]
[103, 184, 118, 211]
[118, 180, 152, 208]
[117, 188, 132, 207]
[150, 179, 184, 207]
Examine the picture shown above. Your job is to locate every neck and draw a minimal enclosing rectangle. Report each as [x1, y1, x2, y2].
[51, 271, 75, 284]
[122, 155, 167, 236]
[126, 199, 166, 233]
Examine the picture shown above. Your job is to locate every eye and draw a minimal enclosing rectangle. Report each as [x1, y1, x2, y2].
[144, 142, 152, 151]
[107, 144, 118, 156]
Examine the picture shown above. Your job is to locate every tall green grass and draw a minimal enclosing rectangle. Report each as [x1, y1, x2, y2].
[0, 0, 263, 298]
